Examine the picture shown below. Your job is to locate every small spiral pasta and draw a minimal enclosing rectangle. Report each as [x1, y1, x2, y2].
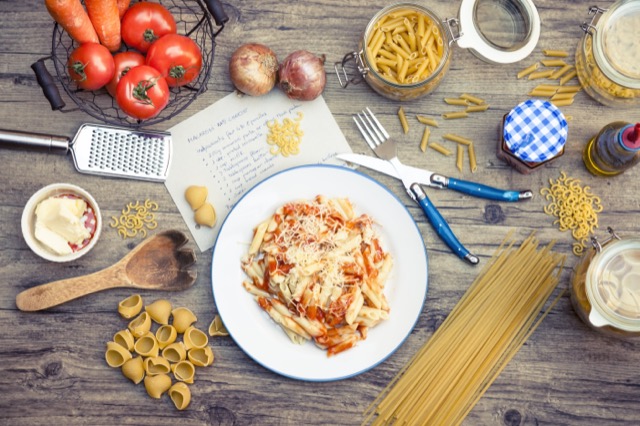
[169, 382, 191, 410]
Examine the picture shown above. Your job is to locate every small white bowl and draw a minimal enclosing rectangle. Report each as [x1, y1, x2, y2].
[21, 183, 102, 262]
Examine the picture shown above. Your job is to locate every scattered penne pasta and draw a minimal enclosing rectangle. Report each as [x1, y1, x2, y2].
[528, 69, 555, 80]
[559, 69, 578, 85]
[543, 49, 569, 57]
[420, 126, 430, 152]
[517, 62, 539, 79]
[429, 141, 452, 156]
[416, 115, 439, 127]
[443, 97, 469, 106]
[459, 93, 485, 105]
[541, 59, 567, 67]
[465, 104, 490, 112]
[468, 142, 478, 172]
[443, 133, 472, 146]
[456, 145, 464, 172]
[442, 111, 468, 120]
[398, 106, 409, 133]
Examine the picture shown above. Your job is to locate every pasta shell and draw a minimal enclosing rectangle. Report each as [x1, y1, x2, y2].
[156, 325, 178, 349]
[194, 202, 216, 227]
[208, 315, 229, 336]
[134, 331, 159, 358]
[113, 329, 135, 351]
[185, 185, 208, 211]
[121, 356, 145, 384]
[188, 346, 214, 367]
[128, 311, 152, 338]
[169, 382, 191, 410]
[171, 307, 197, 333]
[143, 356, 171, 376]
[183, 326, 209, 350]
[145, 299, 172, 325]
[144, 373, 172, 399]
[172, 360, 195, 384]
[118, 294, 143, 319]
[105, 341, 133, 368]
[162, 342, 187, 363]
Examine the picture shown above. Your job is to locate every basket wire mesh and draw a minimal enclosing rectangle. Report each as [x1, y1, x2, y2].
[48, 0, 221, 128]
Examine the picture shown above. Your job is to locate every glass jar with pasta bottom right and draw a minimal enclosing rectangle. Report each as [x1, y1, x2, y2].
[570, 228, 640, 340]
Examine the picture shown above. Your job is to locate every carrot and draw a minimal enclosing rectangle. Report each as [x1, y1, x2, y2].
[44, 0, 99, 45]
[116, 0, 131, 19]
[85, 0, 121, 52]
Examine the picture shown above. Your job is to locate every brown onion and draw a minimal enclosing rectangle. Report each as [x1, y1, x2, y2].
[229, 43, 278, 96]
[278, 50, 326, 101]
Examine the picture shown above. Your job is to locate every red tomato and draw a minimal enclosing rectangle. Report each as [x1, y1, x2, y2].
[121, 2, 177, 53]
[146, 34, 203, 87]
[67, 43, 115, 91]
[105, 51, 146, 97]
[115, 65, 170, 120]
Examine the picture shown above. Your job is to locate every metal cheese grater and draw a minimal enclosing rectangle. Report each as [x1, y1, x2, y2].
[0, 124, 172, 182]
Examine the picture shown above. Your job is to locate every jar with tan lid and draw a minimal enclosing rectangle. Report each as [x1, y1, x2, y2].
[575, 1, 640, 107]
[570, 227, 640, 340]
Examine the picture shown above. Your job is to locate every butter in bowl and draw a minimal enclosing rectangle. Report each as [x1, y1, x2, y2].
[21, 183, 102, 262]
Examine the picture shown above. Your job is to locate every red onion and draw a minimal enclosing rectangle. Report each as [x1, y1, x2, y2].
[229, 43, 278, 96]
[278, 50, 326, 101]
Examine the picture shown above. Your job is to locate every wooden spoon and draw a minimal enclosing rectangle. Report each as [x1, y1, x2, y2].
[16, 230, 197, 311]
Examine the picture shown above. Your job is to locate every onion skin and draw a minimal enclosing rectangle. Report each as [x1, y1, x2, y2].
[229, 43, 278, 96]
[278, 50, 326, 101]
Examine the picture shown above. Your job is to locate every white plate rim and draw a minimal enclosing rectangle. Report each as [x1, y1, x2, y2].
[210, 164, 428, 381]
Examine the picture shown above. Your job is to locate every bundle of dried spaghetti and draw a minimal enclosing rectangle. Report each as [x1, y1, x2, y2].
[363, 233, 565, 426]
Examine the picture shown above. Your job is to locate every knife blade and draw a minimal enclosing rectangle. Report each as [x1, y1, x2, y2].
[336, 152, 434, 186]
[336, 152, 533, 202]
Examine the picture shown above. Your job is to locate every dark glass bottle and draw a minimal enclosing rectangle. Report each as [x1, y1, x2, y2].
[583, 122, 640, 176]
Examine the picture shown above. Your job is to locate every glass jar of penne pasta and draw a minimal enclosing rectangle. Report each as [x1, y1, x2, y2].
[571, 228, 640, 340]
[575, 1, 640, 107]
[334, 0, 541, 101]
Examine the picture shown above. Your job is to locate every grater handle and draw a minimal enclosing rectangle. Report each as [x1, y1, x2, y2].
[0, 129, 69, 154]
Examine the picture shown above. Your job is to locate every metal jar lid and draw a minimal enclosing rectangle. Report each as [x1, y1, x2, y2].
[446, 0, 541, 64]
[582, 0, 640, 89]
[585, 229, 640, 332]
[503, 100, 568, 163]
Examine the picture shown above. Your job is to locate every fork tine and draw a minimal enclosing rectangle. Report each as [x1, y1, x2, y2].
[353, 115, 377, 151]
[365, 107, 390, 139]
[361, 110, 385, 143]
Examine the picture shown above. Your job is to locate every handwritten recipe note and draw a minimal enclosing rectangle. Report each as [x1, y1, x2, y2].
[165, 90, 352, 252]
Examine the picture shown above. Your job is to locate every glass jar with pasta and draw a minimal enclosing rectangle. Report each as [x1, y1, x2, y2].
[570, 227, 640, 340]
[335, 0, 541, 101]
[575, 1, 640, 107]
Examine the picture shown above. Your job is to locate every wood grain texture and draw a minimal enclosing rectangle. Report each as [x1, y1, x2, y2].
[1, 0, 639, 425]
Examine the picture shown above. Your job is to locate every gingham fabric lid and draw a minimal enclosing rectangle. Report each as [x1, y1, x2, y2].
[503, 99, 568, 163]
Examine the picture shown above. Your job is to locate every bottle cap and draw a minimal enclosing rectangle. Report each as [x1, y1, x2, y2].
[503, 99, 568, 163]
[620, 123, 640, 151]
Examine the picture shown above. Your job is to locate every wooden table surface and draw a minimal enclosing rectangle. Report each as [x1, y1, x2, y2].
[1, 0, 639, 424]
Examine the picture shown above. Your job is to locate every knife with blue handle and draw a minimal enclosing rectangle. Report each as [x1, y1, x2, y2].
[336, 153, 533, 202]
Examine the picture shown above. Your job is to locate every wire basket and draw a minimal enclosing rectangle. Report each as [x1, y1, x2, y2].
[37, 0, 227, 128]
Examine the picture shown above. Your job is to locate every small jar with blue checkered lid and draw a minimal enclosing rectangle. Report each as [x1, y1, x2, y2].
[498, 99, 568, 174]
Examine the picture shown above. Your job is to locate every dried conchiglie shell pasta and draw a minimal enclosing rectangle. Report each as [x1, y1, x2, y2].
[145, 299, 172, 325]
[169, 382, 191, 410]
[118, 294, 143, 319]
[105, 341, 133, 368]
[183, 326, 208, 350]
[134, 331, 159, 358]
[156, 324, 178, 349]
[172, 360, 196, 384]
[121, 356, 145, 384]
[113, 329, 135, 351]
[143, 356, 171, 376]
[188, 346, 214, 367]
[185, 186, 208, 210]
[144, 373, 172, 399]
[208, 315, 229, 336]
[128, 311, 152, 338]
[171, 307, 197, 333]
[194, 202, 216, 228]
[162, 342, 187, 363]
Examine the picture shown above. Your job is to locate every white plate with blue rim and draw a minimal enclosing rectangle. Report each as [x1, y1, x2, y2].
[211, 164, 428, 381]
